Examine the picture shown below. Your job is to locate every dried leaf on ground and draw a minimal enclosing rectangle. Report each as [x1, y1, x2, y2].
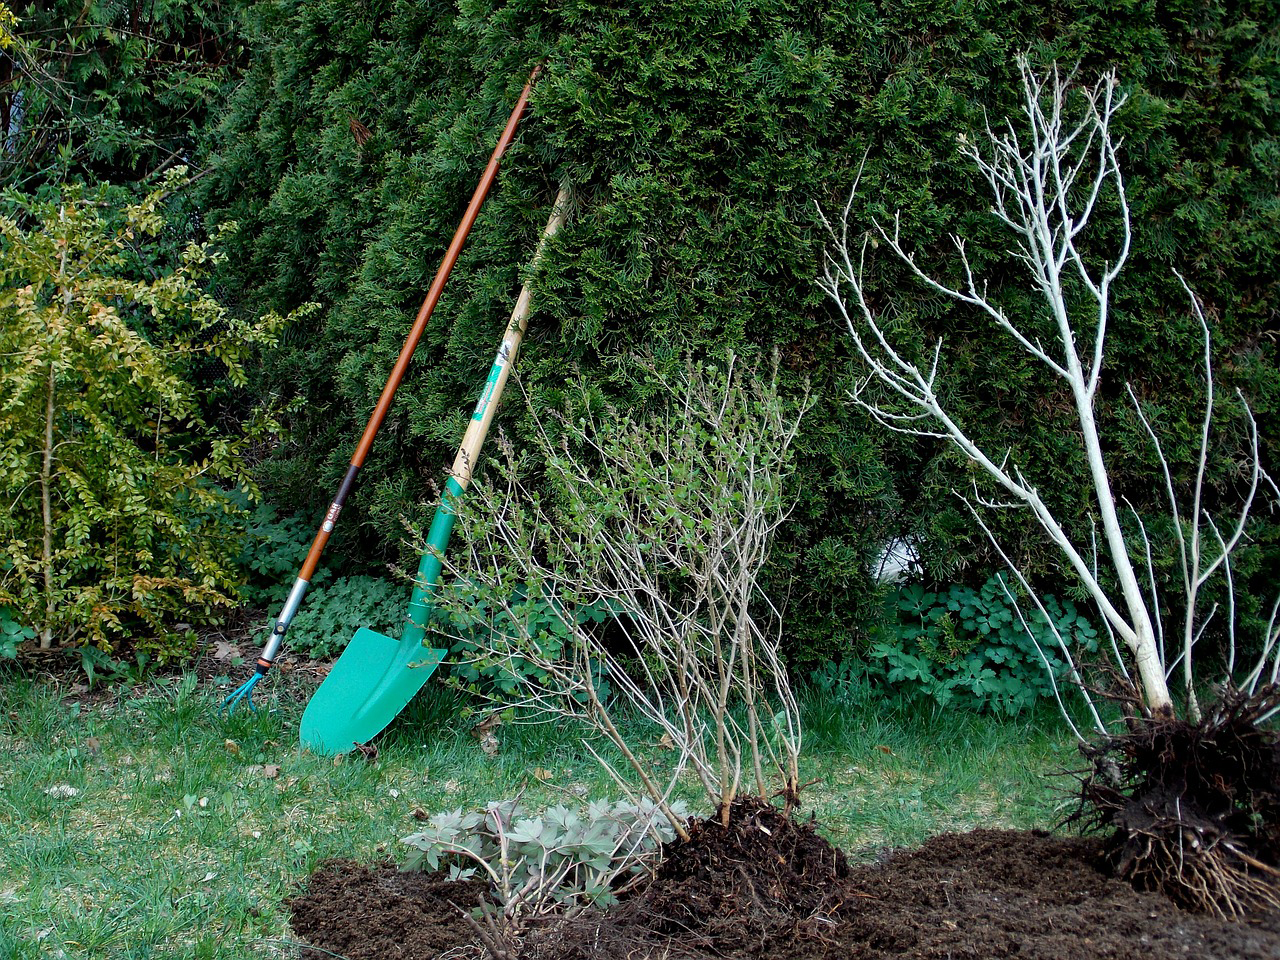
[213, 641, 242, 661]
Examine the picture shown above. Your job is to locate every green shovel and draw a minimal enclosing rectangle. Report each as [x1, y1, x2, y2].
[299, 187, 571, 754]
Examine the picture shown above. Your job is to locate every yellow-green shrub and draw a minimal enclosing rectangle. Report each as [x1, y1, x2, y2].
[0, 174, 303, 656]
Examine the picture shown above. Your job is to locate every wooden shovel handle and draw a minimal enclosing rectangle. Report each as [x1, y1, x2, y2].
[450, 185, 573, 489]
[350, 64, 543, 470]
[402, 185, 574, 635]
[256, 66, 543, 667]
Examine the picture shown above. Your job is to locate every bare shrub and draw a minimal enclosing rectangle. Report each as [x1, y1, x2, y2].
[430, 355, 813, 839]
[818, 57, 1280, 915]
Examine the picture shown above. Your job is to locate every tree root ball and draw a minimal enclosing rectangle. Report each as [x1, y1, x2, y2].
[1075, 685, 1280, 918]
[522, 797, 850, 959]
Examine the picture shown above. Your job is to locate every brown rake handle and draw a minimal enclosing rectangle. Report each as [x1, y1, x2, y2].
[255, 64, 542, 670]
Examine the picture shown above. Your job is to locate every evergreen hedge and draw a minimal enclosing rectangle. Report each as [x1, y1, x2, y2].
[205, 0, 1278, 664]
[1, 0, 242, 192]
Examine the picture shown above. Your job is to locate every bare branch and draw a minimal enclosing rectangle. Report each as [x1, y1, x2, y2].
[820, 57, 1177, 718]
[433, 356, 810, 825]
[965, 497, 1105, 738]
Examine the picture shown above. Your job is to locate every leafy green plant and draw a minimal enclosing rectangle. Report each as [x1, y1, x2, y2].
[871, 574, 1099, 715]
[282, 575, 405, 660]
[0, 4, 16, 49]
[2, 0, 241, 191]
[401, 797, 688, 917]
[0, 603, 34, 660]
[434, 357, 811, 834]
[71, 645, 160, 688]
[807, 659, 882, 708]
[432, 583, 618, 700]
[235, 499, 331, 608]
[0, 173, 306, 657]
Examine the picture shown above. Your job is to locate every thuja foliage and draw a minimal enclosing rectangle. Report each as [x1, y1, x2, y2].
[205, 0, 1279, 663]
[0, 0, 243, 191]
[0, 176, 298, 655]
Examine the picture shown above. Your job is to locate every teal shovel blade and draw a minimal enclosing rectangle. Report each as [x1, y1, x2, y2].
[299, 627, 448, 754]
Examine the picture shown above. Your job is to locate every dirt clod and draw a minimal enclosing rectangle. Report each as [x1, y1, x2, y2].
[523, 798, 849, 959]
[1076, 685, 1280, 917]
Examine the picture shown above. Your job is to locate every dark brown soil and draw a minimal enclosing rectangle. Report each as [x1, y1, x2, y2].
[287, 817, 1280, 960]
[286, 859, 488, 960]
[0, 606, 322, 706]
[834, 829, 1280, 960]
[521, 798, 852, 959]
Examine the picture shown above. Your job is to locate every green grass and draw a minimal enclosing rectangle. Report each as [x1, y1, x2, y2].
[799, 681, 1081, 853]
[0, 667, 1078, 959]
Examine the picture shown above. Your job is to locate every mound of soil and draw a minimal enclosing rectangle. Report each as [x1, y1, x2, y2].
[286, 859, 486, 960]
[523, 798, 849, 959]
[839, 829, 1280, 960]
[288, 824, 1280, 960]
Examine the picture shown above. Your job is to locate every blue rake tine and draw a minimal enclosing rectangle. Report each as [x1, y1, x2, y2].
[220, 674, 262, 715]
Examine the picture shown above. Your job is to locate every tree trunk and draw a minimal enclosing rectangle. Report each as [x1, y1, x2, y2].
[39, 360, 55, 649]
[40, 219, 71, 649]
[1066, 344, 1174, 718]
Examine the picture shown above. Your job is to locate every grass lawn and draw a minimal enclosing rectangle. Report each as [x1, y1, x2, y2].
[0, 665, 1078, 959]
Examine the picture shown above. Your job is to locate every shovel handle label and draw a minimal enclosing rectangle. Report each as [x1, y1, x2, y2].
[472, 344, 511, 421]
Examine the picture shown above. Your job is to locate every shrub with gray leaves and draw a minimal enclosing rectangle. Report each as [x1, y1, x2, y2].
[402, 797, 688, 915]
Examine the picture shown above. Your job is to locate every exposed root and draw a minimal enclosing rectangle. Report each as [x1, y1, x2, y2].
[521, 798, 849, 959]
[1072, 684, 1280, 918]
[1111, 799, 1280, 917]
